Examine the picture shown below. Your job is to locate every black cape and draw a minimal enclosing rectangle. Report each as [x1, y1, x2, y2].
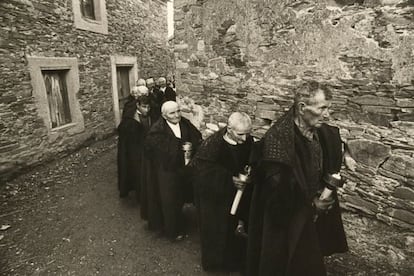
[117, 115, 152, 201]
[192, 129, 256, 272]
[246, 107, 348, 276]
[145, 117, 202, 238]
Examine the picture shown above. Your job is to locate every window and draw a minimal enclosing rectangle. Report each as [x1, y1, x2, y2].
[42, 70, 72, 128]
[110, 56, 138, 127]
[27, 57, 85, 134]
[80, 0, 96, 20]
[72, 0, 108, 34]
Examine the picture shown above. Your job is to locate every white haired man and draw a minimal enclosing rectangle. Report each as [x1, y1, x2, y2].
[247, 81, 349, 276]
[145, 101, 202, 240]
[192, 112, 258, 273]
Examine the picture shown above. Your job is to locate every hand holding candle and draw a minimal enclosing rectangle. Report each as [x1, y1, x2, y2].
[230, 166, 251, 215]
[319, 173, 344, 201]
[313, 172, 345, 222]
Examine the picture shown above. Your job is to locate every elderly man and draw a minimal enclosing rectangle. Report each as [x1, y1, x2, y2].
[154, 77, 176, 104]
[192, 112, 257, 273]
[145, 101, 202, 240]
[247, 81, 349, 276]
[122, 86, 149, 119]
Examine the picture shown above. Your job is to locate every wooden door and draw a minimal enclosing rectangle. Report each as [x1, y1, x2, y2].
[116, 66, 132, 118]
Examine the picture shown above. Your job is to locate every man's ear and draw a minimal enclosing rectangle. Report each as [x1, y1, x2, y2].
[298, 102, 306, 115]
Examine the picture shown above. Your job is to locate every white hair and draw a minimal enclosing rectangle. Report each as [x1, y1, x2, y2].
[137, 86, 149, 96]
[161, 101, 179, 115]
[157, 77, 166, 85]
[136, 78, 146, 86]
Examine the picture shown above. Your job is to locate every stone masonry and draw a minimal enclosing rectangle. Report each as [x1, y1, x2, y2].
[0, 0, 173, 180]
[174, 0, 414, 230]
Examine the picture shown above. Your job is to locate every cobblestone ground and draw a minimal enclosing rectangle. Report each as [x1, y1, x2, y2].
[0, 136, 413, 275]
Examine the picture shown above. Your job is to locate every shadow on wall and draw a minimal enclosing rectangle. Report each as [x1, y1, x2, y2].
[332, 0, 365, 5]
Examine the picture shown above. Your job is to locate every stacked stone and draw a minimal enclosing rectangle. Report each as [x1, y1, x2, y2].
[0, 0, 173, 180]
[174, 0, 414, 230]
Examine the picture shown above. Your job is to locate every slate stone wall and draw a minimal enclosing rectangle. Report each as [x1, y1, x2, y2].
[0, 0, 173, 180]
[174, 0, 414, 229]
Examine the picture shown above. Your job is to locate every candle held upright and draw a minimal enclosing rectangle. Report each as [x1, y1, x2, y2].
[182, 142, 193, 165]
[230, 165, 252, 215]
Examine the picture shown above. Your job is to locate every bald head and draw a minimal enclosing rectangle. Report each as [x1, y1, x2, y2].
[228, 112, 252, 130]
[226, 112, 252, 144]
[161, 101, 181, 124]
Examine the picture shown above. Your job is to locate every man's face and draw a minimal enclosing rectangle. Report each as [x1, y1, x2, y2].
[137, 103, 150, 116]
[162, 105, 181, 124]
[301, 90, 331, 128]
[130, 89, 139, 99]
[158, 80, 166, 88]
[227, 123, 251, 144]
[147, 82, 154, 89]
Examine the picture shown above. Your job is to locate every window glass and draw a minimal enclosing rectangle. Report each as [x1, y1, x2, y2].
[80, 0, 96, 20]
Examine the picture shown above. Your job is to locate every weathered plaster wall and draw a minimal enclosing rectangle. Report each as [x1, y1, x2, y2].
[174, 0, 414, 229]
[0, 0, 173, 180]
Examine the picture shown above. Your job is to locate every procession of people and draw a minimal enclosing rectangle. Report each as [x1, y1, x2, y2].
[117, 78, 356, 276]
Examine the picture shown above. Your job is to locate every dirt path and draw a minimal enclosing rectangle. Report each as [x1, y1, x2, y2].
[1, 137, 413, 275]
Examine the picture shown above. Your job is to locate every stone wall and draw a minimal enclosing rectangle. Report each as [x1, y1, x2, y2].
[0, 0, 173, 180]
[174, 0, 414, 229]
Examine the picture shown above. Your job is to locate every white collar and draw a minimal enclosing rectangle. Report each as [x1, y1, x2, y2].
[223, 133, 237, 145]
[166, 120, 181, 138]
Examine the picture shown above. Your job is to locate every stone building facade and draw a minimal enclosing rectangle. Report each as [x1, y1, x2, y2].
[174, 0, 414, 229]
[1, 0, 173, 180]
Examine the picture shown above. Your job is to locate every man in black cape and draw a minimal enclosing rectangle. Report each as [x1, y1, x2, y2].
[247, 81, 349, 276]
[151, 77, 177, 120]
[192, 112, 257, 273]
[117, 95, 152, 201]
[145, 101, 202, 240]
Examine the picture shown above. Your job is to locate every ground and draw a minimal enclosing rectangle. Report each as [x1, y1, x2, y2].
[0, 136, 413, 276]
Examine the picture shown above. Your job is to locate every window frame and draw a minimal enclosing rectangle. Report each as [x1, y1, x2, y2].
[72, 0, 108, 34]
[27, 56, 85, 135]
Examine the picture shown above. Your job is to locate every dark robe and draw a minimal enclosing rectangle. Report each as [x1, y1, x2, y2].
[122, 95, 136, 119]
[150, 87, 177, 120]
[246, 107, 348, 276]
[192, 129, 256, 272]
[117, 112, 152, 200]
[145, 117, 202, 239]
[148, 90, 161, 122]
